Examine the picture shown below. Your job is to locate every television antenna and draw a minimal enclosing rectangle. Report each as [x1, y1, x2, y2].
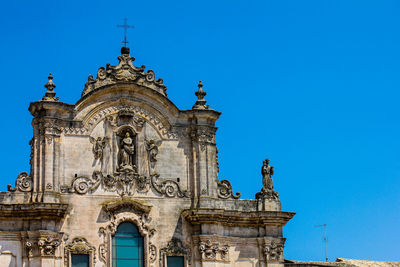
[314, 224, 328, 262]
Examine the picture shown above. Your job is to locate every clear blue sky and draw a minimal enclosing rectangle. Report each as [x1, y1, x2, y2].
[0, 0, 399, 262]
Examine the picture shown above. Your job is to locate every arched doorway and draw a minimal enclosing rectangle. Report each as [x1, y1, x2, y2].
[112, 222, 144, 267]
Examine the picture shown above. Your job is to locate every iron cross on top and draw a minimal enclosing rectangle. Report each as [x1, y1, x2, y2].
[117, 18, 134, 47]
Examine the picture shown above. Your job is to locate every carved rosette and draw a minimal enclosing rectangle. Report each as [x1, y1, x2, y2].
[198, 239, 229, 262]
[8, 172, 33, 193]
[217, 180, 241, 199]
[264, 239, 285, 262]
[64, 237, 96, 266]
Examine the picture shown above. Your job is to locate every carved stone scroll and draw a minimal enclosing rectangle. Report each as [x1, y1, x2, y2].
[8, 172, 32, 193]
[217, 180, 241, 199]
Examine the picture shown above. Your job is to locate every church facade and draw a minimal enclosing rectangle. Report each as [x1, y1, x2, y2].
[0, 46, 294, 267]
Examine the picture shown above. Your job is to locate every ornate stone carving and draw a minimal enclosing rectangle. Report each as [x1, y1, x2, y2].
[199, 240, 218, 260]
[198, 239, 228, 261]
[190, 126, 216, 150]
[89, 136, 109, 160]
[62, 170, 189, 198]
[38, 236, 60, 256]
[217, 180, 241, 199]
[64, 237, 96, 266]
[192, 81, 209, 110]
[264, 239, 284, 262]
[8, 172, 32, 192]
[149, 243, 157, 263]
[161, 238, 186, 256]
[25, 241, 34, 257]
[81, 47, 167, 97]
[150, 173, 189, 198]
[256, 158, 279, 200]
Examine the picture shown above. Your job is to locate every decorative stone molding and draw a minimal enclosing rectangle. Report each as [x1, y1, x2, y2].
[64, 237, 96, 267]
[149, 243, 157, 263]
[7, 172, 32, 192]
[198, 239, 229, 262]
[263, 239, 285, 262]
[217, 179, 241, 199]
[82, 47, 167, 97]
[62, 171, 189, 198]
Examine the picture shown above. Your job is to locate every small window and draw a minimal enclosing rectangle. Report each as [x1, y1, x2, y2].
[167, 256, 184, 267]
[71, 254, 89, 267]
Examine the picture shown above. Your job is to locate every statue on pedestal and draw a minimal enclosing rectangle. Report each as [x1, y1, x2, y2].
[256, 158, 279, 200]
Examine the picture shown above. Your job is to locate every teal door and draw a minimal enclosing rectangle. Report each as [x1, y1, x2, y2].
[112, 222, 144, 267]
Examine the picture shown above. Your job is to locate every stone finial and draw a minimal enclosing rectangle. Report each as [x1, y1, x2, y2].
[192, 81, 209, 110]
[42, 73, 59, 101]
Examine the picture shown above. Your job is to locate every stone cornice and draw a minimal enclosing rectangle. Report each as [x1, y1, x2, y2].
[182, 209, 295, 227]
[0, 203, 68, 220]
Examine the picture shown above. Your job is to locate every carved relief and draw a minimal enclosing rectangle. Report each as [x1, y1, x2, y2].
[190, 126, 216, 150]
[217, 180, 241, 199]
[8, 172, 32, 192]
[90, 136, 109, 160]
[38, 236, 60, 256]
[64, 237, 96, 266]
[150, 173, 189, 198]
[199, 239, 229, 261]
[149, 243, 157, 263]
[145, 139, 162, 165]
[62, 171, 189, 198]
[264, 239, 285, 262]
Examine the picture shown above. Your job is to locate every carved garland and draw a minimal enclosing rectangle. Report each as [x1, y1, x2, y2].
[64, 237, 96, 267]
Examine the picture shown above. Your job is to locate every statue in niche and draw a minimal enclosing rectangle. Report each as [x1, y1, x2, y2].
[261, 158, 274, 192]
[118, 132, 136, 172]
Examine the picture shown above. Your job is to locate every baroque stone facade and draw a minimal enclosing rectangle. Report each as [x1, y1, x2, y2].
[0, 46, 295, 267]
